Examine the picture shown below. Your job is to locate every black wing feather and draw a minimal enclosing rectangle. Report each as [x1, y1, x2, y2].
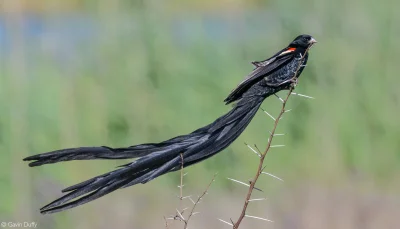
[224, 50, 295, 104]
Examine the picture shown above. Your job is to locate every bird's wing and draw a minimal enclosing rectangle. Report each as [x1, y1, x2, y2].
[224, 47, 296, 104]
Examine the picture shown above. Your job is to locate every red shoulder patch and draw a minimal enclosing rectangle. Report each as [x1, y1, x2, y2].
[278, 47, 296, 56]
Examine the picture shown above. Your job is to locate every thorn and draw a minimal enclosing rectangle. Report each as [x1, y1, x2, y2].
[284, 109, 292, 113]
[254, 145, 262, 154]
[274, 94, 285, 103]
[181, 195, 192, 199]
[188, 197, 196, 205]
[245, 215, 274, 222]
[192, 212, 200, 215]
[176, 209, 185, 220]
[270, 145, 285, 148]
[261, 165, 267, 172]
[269, 131, 285, 136]
[227, 177, 264, 192]
[261, 172, 284, 182]
[261, 108, 276, 121]
[183, 172, 188, 177]
[292, 92, 315, 99]
[217, 218, 233, 226]
[248, 198, 267, 202]
[227, 178, 250, 188]
[244, 142, 261, 157]
[177, 185, 185, 188]
[300, 64, 307, 67]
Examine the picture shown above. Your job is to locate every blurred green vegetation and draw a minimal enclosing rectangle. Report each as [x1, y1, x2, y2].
[0, 0, 399, 228]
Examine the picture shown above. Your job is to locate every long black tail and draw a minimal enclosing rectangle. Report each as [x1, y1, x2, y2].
[24, 91, 270, 214]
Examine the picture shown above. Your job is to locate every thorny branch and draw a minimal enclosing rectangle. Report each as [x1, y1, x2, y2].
[183, 174, 217, 229]
[232, 88, 293, 228]
[232, 48, 312, 229]
[180, 153, 184, 202]
[165, 152, 217, 229]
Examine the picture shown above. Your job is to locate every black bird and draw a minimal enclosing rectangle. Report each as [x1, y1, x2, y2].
[24, 34, 317, 214]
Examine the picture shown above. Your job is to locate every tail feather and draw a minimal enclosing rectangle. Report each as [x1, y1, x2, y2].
[23, 138, 197, 167]
[42, 155, 181, 214]
[25, 92, 272, 213]
[185, 99, 261, 162]
[23, 146, 149, 167]
[41, 175, 138, 214]
[41, 166, 134, 212]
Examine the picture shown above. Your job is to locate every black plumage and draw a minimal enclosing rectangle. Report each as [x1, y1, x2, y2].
[24, 34, 316, 214]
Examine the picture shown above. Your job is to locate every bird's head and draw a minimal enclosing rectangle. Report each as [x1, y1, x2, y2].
[289, 34, 317, 49]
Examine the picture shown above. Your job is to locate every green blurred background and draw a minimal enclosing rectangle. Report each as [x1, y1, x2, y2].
[1, 0, 399, 228]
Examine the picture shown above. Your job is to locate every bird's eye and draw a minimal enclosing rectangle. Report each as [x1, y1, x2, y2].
[302, 37, 308, 41]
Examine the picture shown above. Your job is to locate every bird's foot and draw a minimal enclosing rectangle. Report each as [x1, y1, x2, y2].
[290, 78, 299, 87]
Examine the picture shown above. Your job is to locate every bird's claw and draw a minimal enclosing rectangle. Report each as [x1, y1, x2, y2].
[290, 78, 298, 87]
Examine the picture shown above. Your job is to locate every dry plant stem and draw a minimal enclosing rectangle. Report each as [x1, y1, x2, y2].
[180, 153, 184, 202]
[183, 174, 217, 229]
[163, 154, 185, 226]
[232, 88, 293, 228]
[166, 153, 216, 229]
[233, 48, 312, 228]
[164, 216, 170, 229]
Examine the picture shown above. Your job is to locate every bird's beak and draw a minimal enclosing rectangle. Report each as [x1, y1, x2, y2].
[309, 37, 317, 44]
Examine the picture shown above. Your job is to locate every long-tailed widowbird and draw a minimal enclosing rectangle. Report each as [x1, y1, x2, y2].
[24, 34, 317, 214]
